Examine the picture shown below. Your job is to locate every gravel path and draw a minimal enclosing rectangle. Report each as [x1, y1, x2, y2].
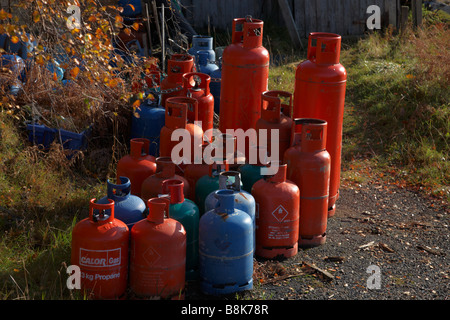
[185, 178, 449, 300]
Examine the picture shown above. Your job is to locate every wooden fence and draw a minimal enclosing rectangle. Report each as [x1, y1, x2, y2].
[179, 0, 402, 38]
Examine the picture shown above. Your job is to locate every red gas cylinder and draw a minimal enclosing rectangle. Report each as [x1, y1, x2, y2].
[116, 138, 157, 197]
[71, 199, 129, 299]
[182, 72, 214, 142]
[219, 17, 270, 133]
[145, 70, 161, 90]
[252, 163, 299, 259]
[159, 97, 204, 164]
[160, 54, 194, 107]
[183, 143, 210, 201]
[285, 119, 331, 247]
[256, 90, 293, 163]
[130, 197, 186, 299]
[141, 157, 190, 203]
[293, 32, 347, 217]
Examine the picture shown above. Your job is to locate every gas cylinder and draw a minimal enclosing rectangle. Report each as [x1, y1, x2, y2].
[160, 54, 194, 107]
[199, 189, 253, 295]
[183, 143, 210, 201]
[293, 32, 347, 217]
[209, 58, 222, 115]
[195, 161, 229, 216]
[196, 50, 219, 76]
[159, 97, 204, 163]
[130, 97, 165, 157]
[145, 70, 161, 92]
[204, 171, 255, 247]
[70, 199, 129, 299]
[188, 35, 215, 63]
[285, 118, 331, 247]
[97, 177, 146, 230]
[130, 197, 186, 299]
[219, 17, 269, 133]
[238, 146, 269, 193]
[140, 157, 190, 203]
[119, 0, 143, 19]
[252, 163, 299, 259]
[161, 179, 200, 281]
[256, 90, 293, 163]
[116, 138, 157, 197]
[182, 72, 214, 141]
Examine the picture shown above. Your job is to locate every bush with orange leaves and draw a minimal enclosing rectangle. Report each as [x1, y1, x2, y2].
[0, 0, 159, 138]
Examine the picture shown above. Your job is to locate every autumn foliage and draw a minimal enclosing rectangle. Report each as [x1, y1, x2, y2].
[0, 0, 158, 135]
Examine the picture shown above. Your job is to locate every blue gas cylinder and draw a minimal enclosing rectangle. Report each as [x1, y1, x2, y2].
[118, 0, 143, 18]
[97, 176, 146, 230]
[130, 95, 165, 157]
[209, 58, 222, 114]
[199, 189, 253, 295]
[204, 171, 255, 246]
[189, 35, 215, 63]
[197, 50, 219, 76]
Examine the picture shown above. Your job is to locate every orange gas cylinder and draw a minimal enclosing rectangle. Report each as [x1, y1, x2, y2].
[130, 197, 186, 299]
[71, 199, 129, 299]
[256, 90, 293, 163]
[182, 72, 214, 141]
[293, 33, 347, 217]
[252, 164, 299, 259]
[159, 97, 204, 164]
[219, 17, 269, 133]
[160, 54, 194, 107]
[141, 157, 190, 203]
[285, 118, 331, 247]
[116, 138, 157, 197]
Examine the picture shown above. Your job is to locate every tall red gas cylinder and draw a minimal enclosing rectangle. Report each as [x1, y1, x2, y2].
[182, 72, 214, 142]
[160, 54, 194, 107]
[130, 197, 186, 299]
[140, 157, 190, 203]
[159, 97, 204, 163]
[285, 118, 331, 247]
[256, 90, 293, 163]
[219, 17, 269, 133]
[293, 32, 347, 217]
[71, 199, 129, 299]
[116, 138, 157, 197]
[252, 164, 299, 259]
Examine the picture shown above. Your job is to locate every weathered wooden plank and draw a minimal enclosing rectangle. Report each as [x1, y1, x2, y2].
[278, 0, 303, 48]
[412, 0, 423, 28]
[293, 0, 306, 38]
[304, 0, 316, 36]
[387, 0, 398, 29]
[333, 0, 345, 36]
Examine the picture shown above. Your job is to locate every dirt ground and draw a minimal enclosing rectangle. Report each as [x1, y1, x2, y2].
[185, 176, 449, 301]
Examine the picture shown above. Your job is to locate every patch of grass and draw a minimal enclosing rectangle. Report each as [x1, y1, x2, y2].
[0, 112, 104, 299]
[340, 18, 449, 200]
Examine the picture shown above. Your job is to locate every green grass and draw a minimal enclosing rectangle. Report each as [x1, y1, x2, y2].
[340, 21, 449, 198]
